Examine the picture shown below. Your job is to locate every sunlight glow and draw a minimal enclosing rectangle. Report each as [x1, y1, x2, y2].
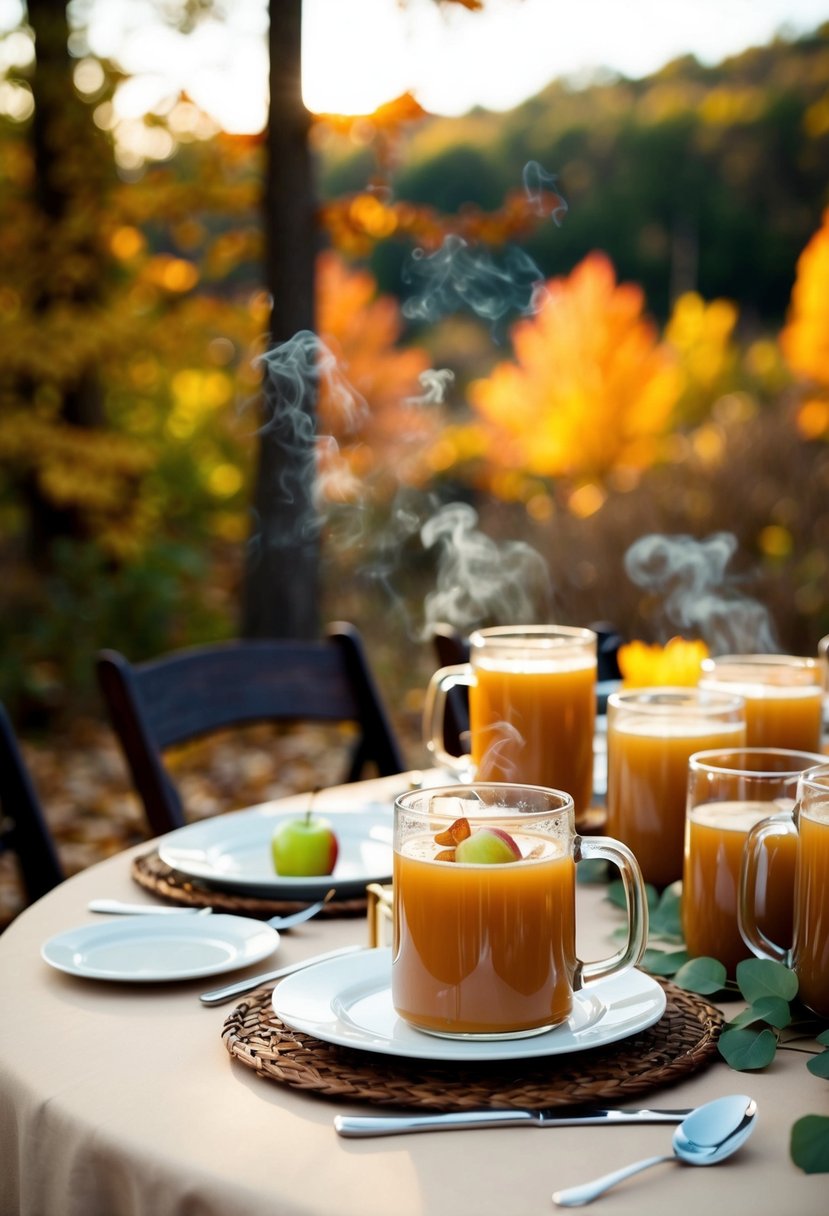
[302, 0, 410, 114]
[2, 0, 826, 136]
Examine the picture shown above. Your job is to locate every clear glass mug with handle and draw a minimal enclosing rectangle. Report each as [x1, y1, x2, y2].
[683, 747, 824, 977]
[423, 625, 597, 821]
[740, 762, 829, 1018]
[392, 781, 648, 1039]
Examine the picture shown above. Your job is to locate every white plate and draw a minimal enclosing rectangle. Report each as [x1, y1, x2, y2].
[158, 804, 393, 899]
[272, 947, 666, 1062]
[41, 914, 279, 983]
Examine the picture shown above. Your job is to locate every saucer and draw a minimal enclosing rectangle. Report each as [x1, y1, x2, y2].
[41, 914, 279, 982]
[272, 947, 666, 1062]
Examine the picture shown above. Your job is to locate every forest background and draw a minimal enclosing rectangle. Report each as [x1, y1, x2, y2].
[2, 7, 829, 915]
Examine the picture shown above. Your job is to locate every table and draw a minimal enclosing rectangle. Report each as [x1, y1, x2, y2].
[0, 773, 826, 1216]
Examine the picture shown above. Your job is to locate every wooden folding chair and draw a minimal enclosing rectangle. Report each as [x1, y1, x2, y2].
[96, 622, 407, 837]
[0, 703, 64, 907]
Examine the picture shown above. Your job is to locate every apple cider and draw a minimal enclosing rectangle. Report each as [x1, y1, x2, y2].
[700, 657, 823, 752]
[470, 655, 596, 818]
[606, 713, 746, 888]
[683, 801, 798, 976]
[792, 804, 829, 1018]
[392, 832, 576, 1036]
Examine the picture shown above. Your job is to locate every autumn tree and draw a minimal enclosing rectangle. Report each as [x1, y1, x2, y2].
[462, 252, 682, 501]
[0, 0, 136, 567]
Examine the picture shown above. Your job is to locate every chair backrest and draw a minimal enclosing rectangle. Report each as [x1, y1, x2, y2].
[431, 623, 470, 757]
[96, 622, 407, 837]
[0, 703, 64, 906]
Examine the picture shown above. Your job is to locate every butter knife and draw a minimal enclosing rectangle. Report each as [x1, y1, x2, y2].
[199, 944, 365, 1006]
[334, 1106, 692, 1138]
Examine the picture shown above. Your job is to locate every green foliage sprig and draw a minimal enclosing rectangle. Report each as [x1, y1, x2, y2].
[606, 880, 829, 1173]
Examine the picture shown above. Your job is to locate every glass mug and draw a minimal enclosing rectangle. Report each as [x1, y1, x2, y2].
[683, 748, 826, 977]
[423, 626, 597, 820]
[819, 634, 829, 693]
[699, 654, 823, 752]
[741, 764, 829, 1018]
[392, 783, 648, 1039]
[606, 688, 746, 888]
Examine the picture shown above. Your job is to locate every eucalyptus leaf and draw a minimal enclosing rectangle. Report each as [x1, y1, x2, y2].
[576, 859, 609, 884]
[736, 957, 799, 1003]
[806, 1051, 829, 1079]
[641, 947, 688, 977]
[674, 956, 728, 995]
[606, 878, 626, 909]
[791, 1115, 829, 1173]
[607, 879, 659, 912]
[816, 1029, 829, 1046]
[718, 1025, 778, 1070]
[729, 995, 792, 1030]
[648, 885, 683, 940]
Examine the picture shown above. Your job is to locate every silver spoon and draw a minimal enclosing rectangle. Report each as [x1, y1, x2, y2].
[552, 1094, 758, 1207]
[88, 889, 335, 930]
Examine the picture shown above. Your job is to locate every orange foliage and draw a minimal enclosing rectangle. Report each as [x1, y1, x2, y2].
[781, 207, 829, 392]
[465, 252, 682, 485]
[315, 251, 439, 496]
[320, 187, 564, 259]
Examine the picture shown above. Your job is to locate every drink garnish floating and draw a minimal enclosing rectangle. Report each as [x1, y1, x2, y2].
[432, 816, 520, 863]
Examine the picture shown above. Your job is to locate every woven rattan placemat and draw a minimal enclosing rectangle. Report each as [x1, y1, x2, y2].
[221, 978, 723, 1110]
[131, 851, 368, 918]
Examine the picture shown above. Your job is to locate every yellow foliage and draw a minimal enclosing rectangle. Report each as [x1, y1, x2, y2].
[110, 226, 145, 260]
[664, 291, 740, 425]
[143, 254, 199, 293]
[666, 293, 738, 385]
[780, 208, 829, 388]
[0, 411, 152, 557]
[797, 398, 829, 440]
[758, 524, 794, 559]
[618, 637, 710, 688]
[698, 86, 764, 126]
[466, 252, 682, 482]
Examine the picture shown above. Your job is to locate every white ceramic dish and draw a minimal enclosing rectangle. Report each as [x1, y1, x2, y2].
[158, 804, 393, 899]
[41, 914, 279, 982]
[272, 947, 666, 1062]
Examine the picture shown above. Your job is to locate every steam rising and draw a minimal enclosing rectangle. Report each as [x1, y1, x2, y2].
[421, 502, 553, 634]
[401, 160, 565, 334]
[523, 161, 568, 223]
[624, 532, 778, 653]
[406, 367, 455, 407]
[251, 332, 455, 555]
[401, 234, 545, 331]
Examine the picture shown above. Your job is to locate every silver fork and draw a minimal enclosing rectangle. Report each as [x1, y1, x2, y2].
[88, 888, 335, 929]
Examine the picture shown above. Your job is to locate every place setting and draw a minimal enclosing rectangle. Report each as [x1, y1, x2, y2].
[219, 781, 725, 1115]
[39, 798, 396, 985]
[129, 795, 397, 919]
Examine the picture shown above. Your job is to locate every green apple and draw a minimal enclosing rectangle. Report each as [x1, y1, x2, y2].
[454, 826, 521, 864]
[271, 811, 339, 876]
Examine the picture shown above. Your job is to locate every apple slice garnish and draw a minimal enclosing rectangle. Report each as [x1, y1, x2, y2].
[454, 826, 522, 864]
[433, 817, 471, 847]
[431, 818, 521, 864]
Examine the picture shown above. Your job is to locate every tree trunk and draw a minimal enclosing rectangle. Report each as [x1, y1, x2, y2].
[242, 0, 321, 639]
[25, 0, 108, 563]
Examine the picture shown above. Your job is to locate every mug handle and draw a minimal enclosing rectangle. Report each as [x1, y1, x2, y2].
[738, 809, 796, 965]
[574, 836, 648, 987]
[422, 664, 474, 776]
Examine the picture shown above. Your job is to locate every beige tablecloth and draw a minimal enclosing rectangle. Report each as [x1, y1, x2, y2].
[0, 774, 826, 1216]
